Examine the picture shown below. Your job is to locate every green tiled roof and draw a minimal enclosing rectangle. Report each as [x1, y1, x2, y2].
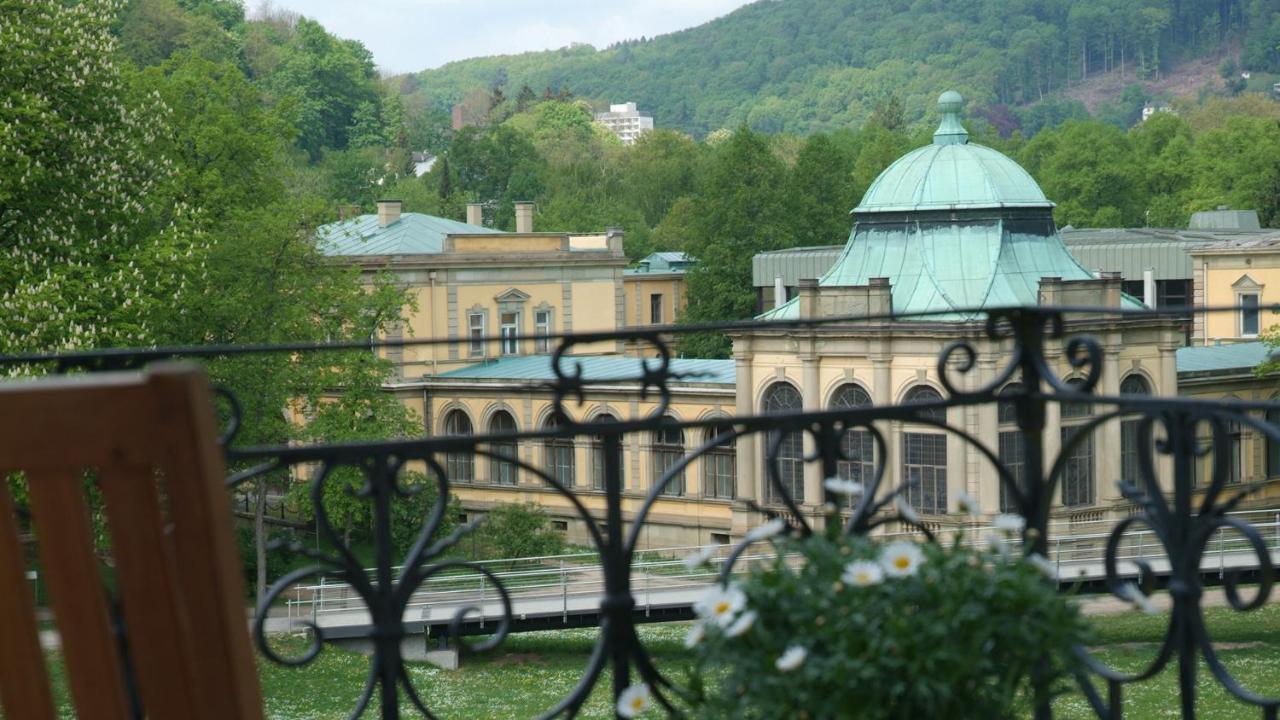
[316, 212, 503, 256]
[438, 355, 735, 385]
[625, 251, 695, 275]
[1176, 342, 1272, 374]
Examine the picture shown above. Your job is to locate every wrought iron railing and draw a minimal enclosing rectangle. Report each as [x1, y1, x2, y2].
[4, 304, 1280, 719]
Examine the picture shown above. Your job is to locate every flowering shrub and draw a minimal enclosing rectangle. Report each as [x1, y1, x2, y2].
[683, 526, 1089, 719]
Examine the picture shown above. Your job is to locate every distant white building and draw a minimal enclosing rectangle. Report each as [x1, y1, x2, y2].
[594, 102, 654, 145]
[412, 152, 436, 178]
[1141, 104, 1173, 122]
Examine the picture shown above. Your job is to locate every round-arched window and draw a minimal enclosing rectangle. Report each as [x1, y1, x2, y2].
[762, 383, 804, 504]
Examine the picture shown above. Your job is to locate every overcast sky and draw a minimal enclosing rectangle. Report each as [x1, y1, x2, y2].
[260, 0, 755, 74]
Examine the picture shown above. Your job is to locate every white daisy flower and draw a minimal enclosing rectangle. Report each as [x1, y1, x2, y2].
[956, 490, 981, 517]
[1025, 553, 1057, 579]
[745, 517, 787, 543]
[1118, 583, 1158, 614]
[725, 609, 758, 638]
[823, 476, 864, 496]
[617, 683, 652, 718]
[775, 645, 808, 672]
[879, 540, 925, 578]
[986, 533, 1010, 559]
[681, 544, 718, 572]
[841, 560, 884, 587]
[992, 513, 1026, 534]
[695, 584, 746, 627]
[895, 494, 921, 523]
[684, 622, 706, 649]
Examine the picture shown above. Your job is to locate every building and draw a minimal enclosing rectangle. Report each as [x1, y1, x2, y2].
[594, 102, 654, 145]
[623, 252, 693, 327]
[1189, 231, 1280, 344]
[317, 200, 628, 377]
[334, 94, 1280, 549]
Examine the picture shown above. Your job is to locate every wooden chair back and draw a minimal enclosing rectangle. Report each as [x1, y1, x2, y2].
[0, 364, 264, 720]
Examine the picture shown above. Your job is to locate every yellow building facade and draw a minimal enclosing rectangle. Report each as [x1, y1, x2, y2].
[1190, 235, 1280, 344]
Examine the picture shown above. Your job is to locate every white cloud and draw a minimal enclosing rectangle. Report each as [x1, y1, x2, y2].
[270, 0, 753, 73]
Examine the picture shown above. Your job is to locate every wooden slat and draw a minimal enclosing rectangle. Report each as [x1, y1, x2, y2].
[0, 477, 57, 720]
[98, 466, 201, 720]
[149, 368, 264, 720]
[26, 469, 131, 720]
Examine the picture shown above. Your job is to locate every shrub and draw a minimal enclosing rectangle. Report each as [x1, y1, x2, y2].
[475, 502, 565, 559]
[685, 527, 1088, 719]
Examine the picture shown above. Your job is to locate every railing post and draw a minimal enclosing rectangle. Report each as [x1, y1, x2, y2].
[561, 559, 567, 621]
[479, 574, 486, 629]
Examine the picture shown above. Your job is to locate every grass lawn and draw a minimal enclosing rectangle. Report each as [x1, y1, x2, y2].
[35, 599, 1280, 718]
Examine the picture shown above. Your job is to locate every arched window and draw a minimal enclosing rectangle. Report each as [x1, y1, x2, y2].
[832, 384, 874, 499]
[543, 414, 575, 487]
[1119, 375, 1151, 489]
[590, 413, 624, 491]
[997, 383, 1025, 513]
[652, 419, 685, 496]
[442, 410, 474, 483]
[762, 383, 804, 504]
[1267, 405, 1280, 478]
[1060, 378, 1094, 506]
[488, 410, 518, 486]
[704, 424, 736, 499]
[901, 385, 946, 514]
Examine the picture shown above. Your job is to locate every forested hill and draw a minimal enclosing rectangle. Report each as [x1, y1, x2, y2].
[400, 0, 1280, 136]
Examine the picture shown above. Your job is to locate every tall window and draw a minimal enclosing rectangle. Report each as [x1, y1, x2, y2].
[902, 385, 947, 515]
[652, 419, 685, 496]
[832, 384, 874, 500]
[1119, 375, 1151, 489]
[704, 424, 736, 499]
[542, 414, 575, 487]
[591, 413, 623, 491]
[762, 383, 804, 504]
[442, 410, 474, 483]
[1240, 293, 1260, 337]
[489, 410, 518, 486]
[649, 294, 663, 324]
[997, 383, 1025, 513]
[1268, 405, 1280, 478]
[468, 313, 485, 356]
[534, 309, 552, 353]
[1229, 419, 1243, 484]
[1060, 378, 1095, 506]
[500, 312, 520, 355]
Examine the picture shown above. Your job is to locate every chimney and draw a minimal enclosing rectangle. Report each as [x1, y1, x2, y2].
[514, 201, 534, 233]
[798, 278, 819, 319]
[466, 202, 483, 226]
[774, 276, 787, 309]
[376, 199, 401, 228]
[1143, 269, 1157, 308]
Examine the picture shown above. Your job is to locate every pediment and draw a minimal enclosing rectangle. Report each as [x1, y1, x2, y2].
[494, 288, 531, 303]
[1232, 274, 1264, 291]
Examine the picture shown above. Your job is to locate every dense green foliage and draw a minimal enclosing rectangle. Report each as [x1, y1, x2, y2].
[474, 502, 566, 559]
[400, 0, 1280, 137]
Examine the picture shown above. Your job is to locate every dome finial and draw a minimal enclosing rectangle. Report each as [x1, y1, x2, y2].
[933, 90, 969, 146]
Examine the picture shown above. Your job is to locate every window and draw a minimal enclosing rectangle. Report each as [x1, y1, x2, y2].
[652, 420, 685, 496]
[488, 411, 518, 486]
[997, 383, 1026, 513]
[1241, 293, 1260, 337]
[1060, 378, 1094, 506]
[762, 383, 804, 504]
[500, 312, 520, 355]
[1268, 406, 1280, 478]
[591, 413, 623, 491]
[902, 385, 946, 514]
[650, 293, 663, 324]
[468, 313, 485, 356]
[832, 384, 874, 502]
[1229, 419, 1243, 485]
[704, 424, 736, 499]
[534, 309, 552, 353]
[1119, 375, 1151, 489]
[543, 414, 575, 487]
[442, 410, 474, 483]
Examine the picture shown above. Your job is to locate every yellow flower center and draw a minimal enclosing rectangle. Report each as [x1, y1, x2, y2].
[856, 572, 870, 583]
[630, 698, 644, 710]
[715, 601, 731, 614]
[894, 556, 911, 570]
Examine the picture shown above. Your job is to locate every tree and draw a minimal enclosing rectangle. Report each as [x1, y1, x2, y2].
[347, 101, 385, 149]
[787, 132, 859, 246]
[0, 0, 204, 353]
[475, 503, 565, 559]
[680, 128, 795, 356]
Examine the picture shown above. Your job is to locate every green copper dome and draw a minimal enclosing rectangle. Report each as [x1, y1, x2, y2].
[853, 93, 1052, 214]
